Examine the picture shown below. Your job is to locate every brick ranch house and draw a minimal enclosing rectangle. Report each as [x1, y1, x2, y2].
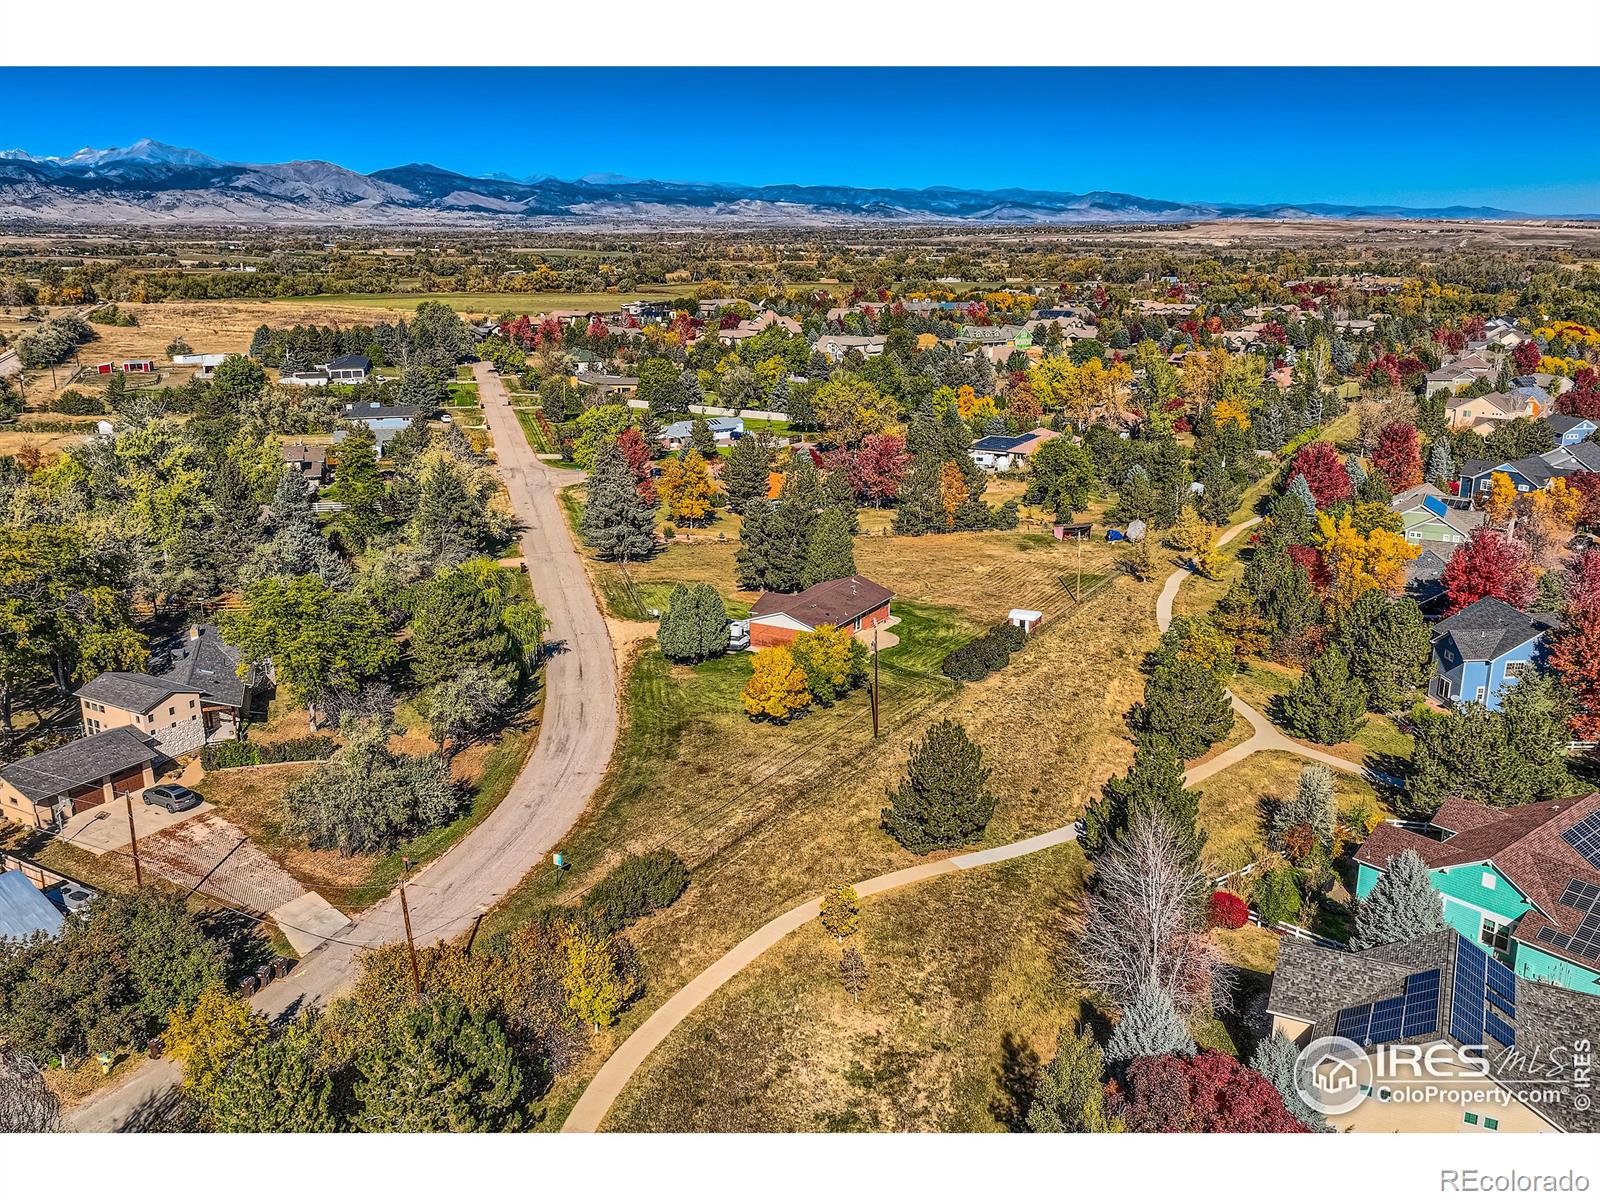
[747, 575, 894, 649]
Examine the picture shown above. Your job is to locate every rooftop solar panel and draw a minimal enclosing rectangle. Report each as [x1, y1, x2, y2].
[1451, 937, 1489, 1046]
[1486, 1011, 1516, 1048]
[1335, 1005, 1371, 1042]
[1561, 813, 1600, 870]
[1368, 995, 1405, 1044]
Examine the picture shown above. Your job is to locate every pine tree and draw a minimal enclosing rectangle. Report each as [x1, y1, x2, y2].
[688, 414, 717, 458]
[822, 466, 860, 533]
[1286, 472, 1318, 520]
[1352, 849, 1446, 949]
[1104, 980, 1196, 1062]
[1270, 764, 1336, 850]
[410, 568, 513, 686]
[802, 508, 856, 588]
[1086, 738, 1204, 862]
[1249, 1032, 1331, 1132]
[657, 583, 698, 663]
[1027, 1027, 1119, 1133]
[689, 583, 729, 661]
[881, 720, 996, 853]
[1128, 658, 1234, 760]
[1427, 438, 1455, 487]
[892, 452, 944, 536]
[1280, 648, 1367, 744]
[207, 1016, 340, 1133]
[582, 437, 656, 563]
[735, 500, 774, 591]
[723, 433, 774, 516]
[1335, 590, 1432, 712]
[354, 995, 525, 1132]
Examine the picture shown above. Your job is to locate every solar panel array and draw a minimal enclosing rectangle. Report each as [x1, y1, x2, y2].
[1561, 812, 1600, 871]
[1450, 936, 1517, 1048]
[1332, 969, 1440, 1046]
[1537, 877, 1600, 962]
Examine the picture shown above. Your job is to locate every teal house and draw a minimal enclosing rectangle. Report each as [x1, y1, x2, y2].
[1355, 794, 1600, 996]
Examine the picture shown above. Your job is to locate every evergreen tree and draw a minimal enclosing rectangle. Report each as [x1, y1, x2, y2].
[207, 1016, 340, 1133]
[1249, 1032, 1331, 1132]
[723, 432, 774, 516]
[881, 720, 996, 853]
[689, 583, 729, 661]
[735, 500, 774, 591]
[1286, 472, 1318, 520]
[1085, 738, 1203, 862]
[822, 466, 859, 533]
[354, 995, 526, 1132]
[326, 424, 386, 549]
[412, 456, 494, 569]
[1128, 658, 1233, 760]
[1334, 590, 1432, 712]
[1270, 764, 1337, 850]
[892, 452, 944, 536]
[1351, 849, 1446, 950]
[658, 583, 729, 663]
[1027, 1027, 1119, 1133]
[409, 568, 513, 687]
[687, 414, 717, 458]
[1427, 438, 1455, 486]
[582, 438, 656, 563]
[1104, 981, 1196, 1062]
[1280, 648, 1367, 744]
[802, 508, 857, 588]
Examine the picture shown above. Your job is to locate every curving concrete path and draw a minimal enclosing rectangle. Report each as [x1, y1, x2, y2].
[563, 512, 1397, 1132]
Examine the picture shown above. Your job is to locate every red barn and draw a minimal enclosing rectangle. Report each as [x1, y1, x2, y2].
[748, 575, 894, 649]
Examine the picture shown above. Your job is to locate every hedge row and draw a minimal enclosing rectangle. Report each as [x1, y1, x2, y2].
[941, 621, 1028, 683]
[201, 735, 337, 770]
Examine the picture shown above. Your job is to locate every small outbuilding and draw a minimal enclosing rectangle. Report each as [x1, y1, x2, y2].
[1007, 609, 1043, 635]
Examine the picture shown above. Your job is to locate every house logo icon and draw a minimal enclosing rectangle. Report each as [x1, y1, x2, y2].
[1295, 1036, 1371, 1116]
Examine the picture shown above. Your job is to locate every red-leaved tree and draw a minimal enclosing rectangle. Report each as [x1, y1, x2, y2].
[1372, 422, 1423, 492]
[1287, 442, 1352, 509]
[1208, 891, 1249, 930]
[1514, 339, 1542, 375]
[850, 432, 910, 506]
[1109, 1051, 1305, 1133]
[1442, 527, 1536, 613]
[1558, 368, 1600, 422]
[1550, 551, 1600, 739]
[1569, 471, 1600, 530]
[615, 426, 657, 506]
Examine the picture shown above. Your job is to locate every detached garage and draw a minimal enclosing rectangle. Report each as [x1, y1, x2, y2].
[748, 575, 895, 649]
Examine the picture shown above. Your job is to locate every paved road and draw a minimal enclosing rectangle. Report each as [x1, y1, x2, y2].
[68, 364, 619, 1131]
[563, 513, 1388, 1132]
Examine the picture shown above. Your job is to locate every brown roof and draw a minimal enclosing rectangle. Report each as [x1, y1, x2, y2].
[749, 575, 894, 630]
[1356, 793, 1600, 961]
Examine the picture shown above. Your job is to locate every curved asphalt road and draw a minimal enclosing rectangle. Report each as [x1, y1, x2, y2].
[563, 513, 1385, 1132]
[69, 363, 618, 1131]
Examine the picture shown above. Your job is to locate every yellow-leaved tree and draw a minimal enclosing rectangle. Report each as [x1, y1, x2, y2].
[1314, 511, 1418, 614]
[1484, 471, 1518, 525]
[659, 448, 715, 525]
[742, 645, 812, 721]
[164, 985, 268, 1110]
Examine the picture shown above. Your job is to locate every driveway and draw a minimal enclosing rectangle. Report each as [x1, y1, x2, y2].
[57, 795, 214, 855]
[68, 361, 620, 1131]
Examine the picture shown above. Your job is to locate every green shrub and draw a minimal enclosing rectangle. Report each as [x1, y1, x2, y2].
[1253, 866, 1303, 927]
[940, 623, 1024, 683]
[51, 389, 105, 416]
[200, 736, 336, 770]
[581, 850, 690, 936]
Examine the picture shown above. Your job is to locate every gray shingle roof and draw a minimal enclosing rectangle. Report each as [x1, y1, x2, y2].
[155, 624, 251, 710]
[0, 870, 64, 941]
[75, 672, 188, 712]
[1433, 597, 1558, 662]
[0, 728, 160, 802]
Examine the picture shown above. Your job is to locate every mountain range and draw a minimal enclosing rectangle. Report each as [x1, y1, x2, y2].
[0, 139, 1588, 227]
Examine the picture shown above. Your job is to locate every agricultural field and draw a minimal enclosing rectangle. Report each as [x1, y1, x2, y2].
[268, 286, 702, 316]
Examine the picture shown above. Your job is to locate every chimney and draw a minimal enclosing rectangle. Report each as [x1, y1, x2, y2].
[189, 624, 203, 642]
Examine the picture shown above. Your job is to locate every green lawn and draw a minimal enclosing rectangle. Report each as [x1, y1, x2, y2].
[516, 407, 560, 457]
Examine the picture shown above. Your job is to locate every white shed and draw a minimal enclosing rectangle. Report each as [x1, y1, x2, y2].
[1008, 608, 1043, 635]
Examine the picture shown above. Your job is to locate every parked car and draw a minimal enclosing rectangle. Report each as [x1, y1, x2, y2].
[143, 784, 203, 813]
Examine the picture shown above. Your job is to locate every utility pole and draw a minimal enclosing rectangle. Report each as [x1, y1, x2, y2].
[1077, 530, 1084, 603]
[398, 858, 421, 997]
[122, 790, 142, 889]
[465, 905, 488, 957]
[870, 626, 881, 739]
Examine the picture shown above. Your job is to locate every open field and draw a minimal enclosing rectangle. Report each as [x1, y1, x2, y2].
[1230, 658, 1414, 766]
[267, 286, 702, 315]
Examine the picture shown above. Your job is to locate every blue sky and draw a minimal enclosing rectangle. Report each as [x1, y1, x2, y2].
[4, 67, 1598, 213]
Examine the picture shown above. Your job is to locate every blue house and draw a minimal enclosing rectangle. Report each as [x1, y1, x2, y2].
[1545, 413, 1598, 448]
[1429, 596, 1557, 710]
[1459, 441, 1600, 498]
